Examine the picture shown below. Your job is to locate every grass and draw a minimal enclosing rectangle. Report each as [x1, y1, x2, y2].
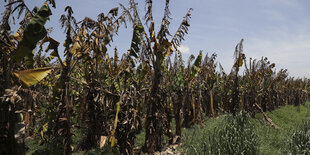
[181, 112, 258, 155]
[179, 102, 310, 155]
[286, 119, 310, 154]
[254, 102, 310, 154]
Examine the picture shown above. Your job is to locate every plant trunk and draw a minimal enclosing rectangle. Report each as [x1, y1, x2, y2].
[0, 100, 17, 155]
[52, 49, 72, 154]
[210, 89, 215, 117]
[174, 91, 183, 140]
[0, 1, 18, 154]
[231, 69, 240, 115]
[144, 55, 165, 153]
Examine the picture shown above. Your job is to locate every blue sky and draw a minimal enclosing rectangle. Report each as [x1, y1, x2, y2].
[1, 0, 309, 78]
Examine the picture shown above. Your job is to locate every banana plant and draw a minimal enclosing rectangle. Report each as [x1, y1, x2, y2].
[45, 6, 76, 154]
[125, 0, 193, 152]
[230, 39, 245, 115]
[0, 1, 54, 154]
[183, 51, 202, 127]
[65, 6, 137, 154]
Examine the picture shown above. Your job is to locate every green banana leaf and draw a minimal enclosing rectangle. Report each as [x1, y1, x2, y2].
[13, 2, 52, 68]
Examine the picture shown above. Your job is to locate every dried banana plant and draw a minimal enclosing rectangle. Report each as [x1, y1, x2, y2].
[70, 5, 140, 154]
[230, 39, 245, 114]
[132, 0, 193, 153]
[0, 1, 54, 154]
[0, 0, 309, 154]
[44, 6, 76, 154]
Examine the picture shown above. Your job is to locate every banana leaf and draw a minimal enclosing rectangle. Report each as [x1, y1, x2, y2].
[13, 2, 52, 68]
[189, 51, 202, 80]
[129, 25, 144, 58]
[13, 67, 53, 87]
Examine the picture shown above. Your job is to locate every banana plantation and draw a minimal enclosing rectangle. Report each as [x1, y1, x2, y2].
[0, 0, 309, 154]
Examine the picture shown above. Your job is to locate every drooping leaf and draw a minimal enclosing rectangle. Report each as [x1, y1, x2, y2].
[47, 0, 56, 8]
[189, 51, 202, 80]
[164, 44, 173, 57]
[100, 136, 108, 149]
[129, 25, 144, 58]
[50, 50, 58, 56]
[40, 122, 48, 140]
[233, 39, 244, 68]
[41, 36, 60, 53]
[13, 28, 22, 42]
[234, 53, 245, 67]
[113, 80, 121, 93]
[114, 48, 119, 68]
[13, 2, 52, 68]
[110, 101, 121, 147]
[42, 55, 55, 65]
[150, 21, 155, 42]
[13, 67, 53, 87]
[171, 8, 193, 49]
[108, 7, 118, 16]
[175, 65, 185, 89]
[70, 42, 81, 55]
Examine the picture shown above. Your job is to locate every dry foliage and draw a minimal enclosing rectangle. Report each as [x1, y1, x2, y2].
[0, 0, 309, 155]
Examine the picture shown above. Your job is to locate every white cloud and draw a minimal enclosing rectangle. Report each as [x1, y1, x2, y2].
[178, 45, 190, 54]
[245, 29, 310, 78]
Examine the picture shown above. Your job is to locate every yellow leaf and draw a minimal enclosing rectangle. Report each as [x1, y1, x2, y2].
[110, 102, 121, 147]
[95, 38, 99, 47]
[13, 26, 24, 42]
[13, 31, 22, 42]
[238, 58, 243, 67]
[110, 136, 117, 147]
[100, 136, 107, 148]
[82, 28, 87, 37]
[165, 46, 173, 57]
[151, 31, 156, 42]
[13, 67, 53, 87]
[42, 122, 48, 132]
[40, 130, 44, 140]
[76, 27, 86, 42]
[55, 74, 61, 79]
[40, 122, 48, 140]
[233, 57, 244, 67]
[70, 42, 81, 55]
